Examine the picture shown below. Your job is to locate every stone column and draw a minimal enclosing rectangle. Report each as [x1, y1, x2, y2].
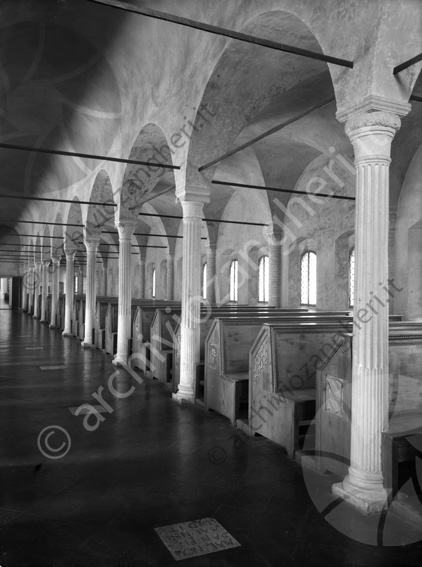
[40, 260, 49, 323]
[166, 250, 175, 301]
[21, 266, 28, 312]
[27, 263, 34, 315]
[32, 261, 42, 318]
[82, 235, 100, 347]
[77, 266, 84, 295]
[63, 247, 77, 336]
[332, 111, 402, 513]
[206, 242, 217, 304]
[267, 227, 283, 307]
[49, 256, 61, 328]
[139, 252, 145, 299]
[173, 200, 204, 403]
[113, 219, 137, 366]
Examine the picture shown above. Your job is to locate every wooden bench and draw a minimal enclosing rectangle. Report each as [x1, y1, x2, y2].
[204, 313, 356, 426]
[247, 320, 361, 456]
[131, 301, 180, 373]
[149, 308, 181, 383]
[172, 307, 318, 394]
[315, 324, 422, 493]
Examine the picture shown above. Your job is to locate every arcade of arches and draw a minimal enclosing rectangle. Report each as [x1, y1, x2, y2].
[1, 1, 422, 565]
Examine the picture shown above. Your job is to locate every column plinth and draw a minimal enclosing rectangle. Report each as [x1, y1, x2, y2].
[173, 200, 204, 403]
[113, 219, 137, 366]
[82, 235, 100, 347]
[332, 110, 402, 513]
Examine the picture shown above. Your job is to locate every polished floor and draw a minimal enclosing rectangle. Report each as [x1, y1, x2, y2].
[1, 296, 422, 567]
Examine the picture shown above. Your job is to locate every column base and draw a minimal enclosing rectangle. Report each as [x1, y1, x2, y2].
[172, 392, 195, 405]
[332, 481, 388, 515]
[32, 315, 39, 320]
[62, 331, 73, 337]
[49, 324, 57, 329]
[112, 355, 127, 367]
[40, 319, 47, 324]
[81, 341, 95, 349]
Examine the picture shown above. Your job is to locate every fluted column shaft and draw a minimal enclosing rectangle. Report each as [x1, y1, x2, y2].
[333, 111, 401, 513]
[166, 251, 175, 300]
[22, 264, 29, 312]
[113, 220, 137, 365]
[139, 255, 145, 299]
[173, 201, 204, 402]
[206, 243, 217, 304]
[82, 236, 100, 347]
[63, 250, 76, 336]
[32, 262, 42, 318]
[40, 261, 49, 322]
[27, 264, 35, 315]
[267, 229, 282, 307]
[49, 257, 60, 328]
[77, 267, 84, 295]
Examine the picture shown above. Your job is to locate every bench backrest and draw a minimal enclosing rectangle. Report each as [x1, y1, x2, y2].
[316, 326, 422, 476]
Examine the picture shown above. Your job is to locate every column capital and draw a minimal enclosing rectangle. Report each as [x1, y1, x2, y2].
[63, 242, 78, 257]
[266, 224, 283, 246]
[115, 218, 137, 240]
[176, 185, 210, 205]
[344, 111, 401, 164]
[336, 94, 411, 124]
[65, 250, 77, 261]
[345, 111, 401, 138]
[206, 241, 217, 253]
[83, 235, 101, 253]
[180, 200, 204, 219]
[50, 255, 61, 265]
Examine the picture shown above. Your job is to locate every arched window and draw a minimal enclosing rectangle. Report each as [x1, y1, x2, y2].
[151, 267, 156, 299]
[258, 255, 269, 303]
[301, 251, 317, 306]
[229, 259, 238, 302]
[202, 263, 207, 300]
[349, 248, 355, 307]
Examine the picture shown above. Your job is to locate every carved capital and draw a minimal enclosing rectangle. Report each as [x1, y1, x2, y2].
[50, 255, 61, 265]
[344, 111, 401, 163]
[345, 111, 401, 137]
[115, 218, 137, 240]
[84, 235, 101, 253]
[181, 200, 204, 221]
[266, 224, 283, 246]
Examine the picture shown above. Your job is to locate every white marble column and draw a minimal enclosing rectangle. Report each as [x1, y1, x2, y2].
[166, 250, 174, 301]
[173, 200, 204, 403]
[113, 219, 137, 366]
[206, 242, 217, 304]
[27, 263, 35, 315]
[63, 247, 77, 336]
[332, 111, 402, 513]
[77, 266, 84, 295]
[139, 252, 145, 299]
[40, 260, 49, 323]
[267, 227, 282, 307]
[82, 235, 100, 347]
[21, 267, 28, 312]
[49, 256, 61, 328]
[32, 261, 41, 318]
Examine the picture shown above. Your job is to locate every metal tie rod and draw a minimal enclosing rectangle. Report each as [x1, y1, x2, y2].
[86, 0, 353, 68]
[0, 142, 179, 170]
